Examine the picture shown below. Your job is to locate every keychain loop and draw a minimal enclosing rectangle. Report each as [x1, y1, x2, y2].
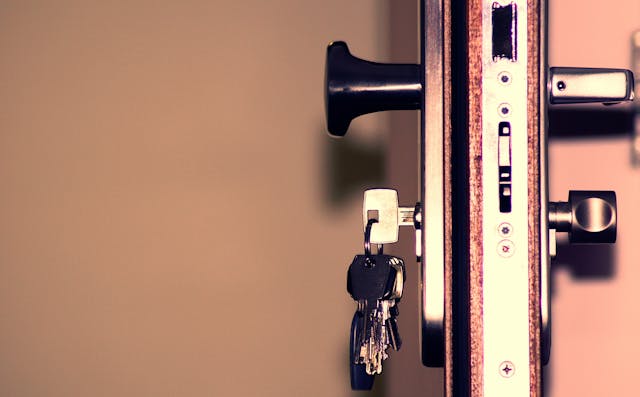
[364, 219, 383, 260]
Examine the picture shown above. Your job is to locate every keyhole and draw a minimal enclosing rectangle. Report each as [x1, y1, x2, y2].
[557, 81, 566, 91]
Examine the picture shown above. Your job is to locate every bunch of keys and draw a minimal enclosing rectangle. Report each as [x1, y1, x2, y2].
[347, 218, 406, 390]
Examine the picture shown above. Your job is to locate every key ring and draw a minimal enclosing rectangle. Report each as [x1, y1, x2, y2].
[364, 219, 383, 259]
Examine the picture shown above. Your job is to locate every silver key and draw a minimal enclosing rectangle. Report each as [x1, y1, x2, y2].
[362, 188, 421, 258]
[363, 189, 400, 244]
[358, 299, 392, 375]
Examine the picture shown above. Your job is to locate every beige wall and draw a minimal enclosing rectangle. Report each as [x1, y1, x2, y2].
[0, 1, 638, 396]
[0, 1, 393, 396]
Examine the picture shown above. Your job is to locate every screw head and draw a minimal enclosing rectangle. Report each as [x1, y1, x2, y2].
[499, 361, 515, 378]
[498, 71, 512, 85]
[497, 239, 515, 258]
[498, 103, 511, 117]
[497, 222, 513, 237]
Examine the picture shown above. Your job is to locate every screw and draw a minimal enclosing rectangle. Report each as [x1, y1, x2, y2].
[498, 103, 511, 117]
[497, 239, 515, 258]
[498, 222, 513, 237]
[499, 361, 515, 378]
[498, 71, 512, 85]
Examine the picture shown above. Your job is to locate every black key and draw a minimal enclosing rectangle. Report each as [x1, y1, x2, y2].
[347, 254, 397, 302]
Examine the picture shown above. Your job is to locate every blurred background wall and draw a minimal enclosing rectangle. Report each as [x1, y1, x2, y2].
[0, 1, 388, 396]
[545, 1, 640, 396]
[0, 1, 637, 396]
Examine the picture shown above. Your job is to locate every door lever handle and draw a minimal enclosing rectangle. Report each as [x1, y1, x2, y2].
[549, 67, 634, 105]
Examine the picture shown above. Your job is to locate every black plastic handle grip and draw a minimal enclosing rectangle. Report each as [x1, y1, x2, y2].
[325, 41, 422, 136]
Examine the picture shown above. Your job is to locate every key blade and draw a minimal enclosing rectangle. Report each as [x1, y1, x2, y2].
[350, 312, 375, 390]
[387, 316, 402, 350]
[364, 300, 391, 375]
